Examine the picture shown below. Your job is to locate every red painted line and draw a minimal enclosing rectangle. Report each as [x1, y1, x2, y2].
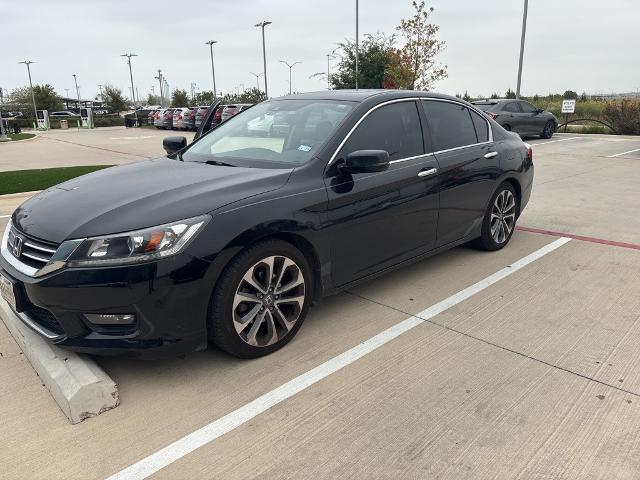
[517, 226, 640, 251]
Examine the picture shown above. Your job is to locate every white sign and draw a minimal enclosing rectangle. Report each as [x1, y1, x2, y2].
[561, 99, 576, 114]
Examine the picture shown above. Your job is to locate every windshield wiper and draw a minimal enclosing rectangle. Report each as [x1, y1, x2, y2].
[204, 160, 236, 167]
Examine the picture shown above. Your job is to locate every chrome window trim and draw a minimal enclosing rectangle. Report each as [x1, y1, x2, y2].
[328, 96, 493, 167]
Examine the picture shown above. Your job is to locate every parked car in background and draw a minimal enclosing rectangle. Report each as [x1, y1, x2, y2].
[182, 107, 199, 131]
[147, 109, 159, 126]
[0, 90, 533, 359]
[50, 111, 79, 117]
[194, 106, 210, 130]
[154, 109, 167, 128]
[161, 108, 175, 129]
[220, 104, 252, 123]
[472, 99, 557, 138]
[212, 105, 224, 126]
[172, 107, 190, 130]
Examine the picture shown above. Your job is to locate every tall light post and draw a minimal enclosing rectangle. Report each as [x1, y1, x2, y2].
[515, 0, 528, 99]
[72, 74, 81, 112]
[121, 53, 139, 125]
[97, 84, 104, 101]
[0, 86, 9, 142]
[19, 60, 38, 118]
[355, 0, 359, 90]
[249, 71, 264, 91]
[155, 69, 164, 107]
[254, 21, 272, 98]
[279, 60, 302, 95]
[205, 40, 218, 99]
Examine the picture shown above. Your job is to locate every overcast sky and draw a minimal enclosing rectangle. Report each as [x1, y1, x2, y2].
[2, 0, 638, 102]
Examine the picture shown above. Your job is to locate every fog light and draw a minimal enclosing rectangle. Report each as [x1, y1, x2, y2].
[84, 313, 136, 325]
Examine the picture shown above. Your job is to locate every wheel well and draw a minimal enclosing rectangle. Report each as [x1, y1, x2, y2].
[503, 178, 522, 215]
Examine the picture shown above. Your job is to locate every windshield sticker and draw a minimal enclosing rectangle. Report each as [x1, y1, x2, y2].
[297, 145, 312, 152]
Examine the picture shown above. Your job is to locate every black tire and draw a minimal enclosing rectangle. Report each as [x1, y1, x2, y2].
[473, 182, 519, 251]
[541, 121, 555, 139]
[208, 239, 313, 358]
[503, 124, 512, 131]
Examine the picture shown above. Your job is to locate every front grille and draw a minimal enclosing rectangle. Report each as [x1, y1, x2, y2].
[7, 226, 59, 270]
[22, 304, 65, 336]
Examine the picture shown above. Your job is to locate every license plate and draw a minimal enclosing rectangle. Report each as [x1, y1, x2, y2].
[0, 272, 17, 311]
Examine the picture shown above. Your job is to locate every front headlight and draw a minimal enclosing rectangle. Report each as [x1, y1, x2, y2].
[65, 215, 209, 267]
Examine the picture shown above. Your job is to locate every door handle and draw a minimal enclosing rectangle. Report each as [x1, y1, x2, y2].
[418, 168, 438, 178]
[484, 151, 498, 159]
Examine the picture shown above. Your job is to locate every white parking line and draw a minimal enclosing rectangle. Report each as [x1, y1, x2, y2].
[106, 237, 572, 480]
[532, 137, 581, 146]
[0, 214, 11, 219]
[608, 147, 640, 158]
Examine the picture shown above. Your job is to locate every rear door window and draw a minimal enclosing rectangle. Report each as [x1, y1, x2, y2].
[422, 100, 478, 151]
[504, 102, 522, 113]
[519, 101, 537, 113]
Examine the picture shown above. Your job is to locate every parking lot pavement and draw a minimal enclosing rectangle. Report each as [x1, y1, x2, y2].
[1, 132, 639, 479]
[520, 133, 640, 244]
[0, 127, 195, 172]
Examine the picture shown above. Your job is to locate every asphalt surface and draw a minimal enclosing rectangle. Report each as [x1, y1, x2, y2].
[1, 132, 639, 479]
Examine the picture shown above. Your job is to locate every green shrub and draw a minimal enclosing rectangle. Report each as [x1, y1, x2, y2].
[602, 100, 640, 135]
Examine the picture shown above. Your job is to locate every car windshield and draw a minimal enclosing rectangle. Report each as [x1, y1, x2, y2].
[183, 99, 354, 167]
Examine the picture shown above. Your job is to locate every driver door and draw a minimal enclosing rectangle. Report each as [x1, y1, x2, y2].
[324, 100, 440, 287]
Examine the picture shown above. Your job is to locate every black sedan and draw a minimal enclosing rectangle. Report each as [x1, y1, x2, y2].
[0, 90, 533, 359]
[472, 99, 557, 139]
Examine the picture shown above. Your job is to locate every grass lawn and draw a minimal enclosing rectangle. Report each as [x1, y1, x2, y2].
[0, 165, 113, 195]
[3, 133, 36, 141]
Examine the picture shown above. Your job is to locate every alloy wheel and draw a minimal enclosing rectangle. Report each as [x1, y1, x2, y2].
[232, 255, 305, 347]
[490, 190, 516, 244]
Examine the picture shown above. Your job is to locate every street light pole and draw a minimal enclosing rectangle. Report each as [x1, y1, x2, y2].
[255, 21, 272, 98]
[121, 53, 139, 125]
[19, 60, 38, 118]
[0, 87, 9, 141]
[355, 0, 359, 90]
[97, 84, 103, 101]
[250, 72, 264, 91]
[279, 60, 302, 95]
[515, 0, 528, 99]
[156, 69, 163, 107]
[205, 40, 218, 99]
[72, 73, 81, 112]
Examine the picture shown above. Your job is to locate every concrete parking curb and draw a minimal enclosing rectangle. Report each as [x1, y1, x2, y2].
[0, 190, 41, 200]
[0, 298, 119, 424]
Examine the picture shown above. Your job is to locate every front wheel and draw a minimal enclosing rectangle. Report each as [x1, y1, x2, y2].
[208, 239, 312, 358]
[473, 183, 519, 251]
[541, 121, 555, 139]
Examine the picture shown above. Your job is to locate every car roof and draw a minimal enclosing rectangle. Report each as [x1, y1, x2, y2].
[473, 98, 529, 104]
[276, 89, 463, 103]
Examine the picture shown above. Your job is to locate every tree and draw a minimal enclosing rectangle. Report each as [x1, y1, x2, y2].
[563, 90, 578, 100]
[396, 1, 447, 90]
[384, 47, 415, 89]
[192, 90, 214, 106]
[171, 89, 189, 107]
[505, 88, 516, 99]
[221, 88, 267, 105]
[580, 91, 588, 101]
[146, 94, 161, 105]
[9, 84, 63, 114]
[103, 84, 128, 113]
[490, 92, 500, 99]
[330, 33, 394, 89]
[462, 90, 472, 102]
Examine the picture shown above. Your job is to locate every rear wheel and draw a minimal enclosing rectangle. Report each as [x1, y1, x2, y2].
[503, 124, 512, 131]
[208, 240, 312, 358]
[541, 121, 555, 139]
[473, 183, 519, 251]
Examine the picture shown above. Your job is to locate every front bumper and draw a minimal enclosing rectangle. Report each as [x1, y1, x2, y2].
[0, 252, 213, 359]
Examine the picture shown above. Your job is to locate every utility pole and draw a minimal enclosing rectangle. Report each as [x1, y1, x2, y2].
[0, 87, 9, 142]
[97, 84, 103, 100]
[255, 21, 272, 98]
[515, 0, 528, 99]
[121, 53, 139, 125]
[327, 54, 331, 90]
[205, 40, 218, 99]
[19, 60, 38, 118]
[155, 69, 164, 107]
[250, 72, 264, 91]
[355, 0, 359, 90]
[72, 74, 81, 112]
[279, 60, 302, 95]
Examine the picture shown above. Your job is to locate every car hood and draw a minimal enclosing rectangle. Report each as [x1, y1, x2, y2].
[13, 158, 292, 243]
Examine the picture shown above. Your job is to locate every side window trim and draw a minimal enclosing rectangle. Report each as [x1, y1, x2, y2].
[328, 97, 493, 167]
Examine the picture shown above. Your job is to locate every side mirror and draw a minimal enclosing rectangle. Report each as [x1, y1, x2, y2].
[536, 108, 544, 114]
[163, 136, 187, 154]
[340, 150, 390, 174]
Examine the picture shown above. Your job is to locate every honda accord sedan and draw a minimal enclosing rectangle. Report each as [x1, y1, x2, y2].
[0, 90, 533, 359]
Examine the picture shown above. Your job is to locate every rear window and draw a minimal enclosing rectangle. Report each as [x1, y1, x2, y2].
[473, 102, 498, 112]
